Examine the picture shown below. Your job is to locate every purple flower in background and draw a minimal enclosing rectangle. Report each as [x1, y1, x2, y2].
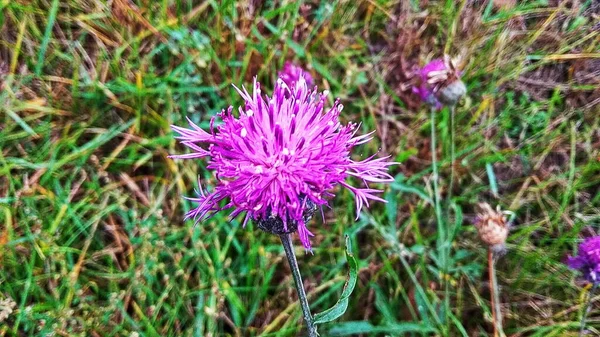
[413, 59, 446, 109]
[413, 56, 466, 109]
[567, 236, 600, 284]
[278, 62, 314, 88]
[171, 77, 394, 249]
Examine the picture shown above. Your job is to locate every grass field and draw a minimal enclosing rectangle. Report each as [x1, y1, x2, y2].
[1, 0, 599, 336]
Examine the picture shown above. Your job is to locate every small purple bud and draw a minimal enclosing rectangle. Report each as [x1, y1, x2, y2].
[567, 236, 600, 284]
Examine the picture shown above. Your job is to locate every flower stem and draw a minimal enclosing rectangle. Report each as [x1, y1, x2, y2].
[489, 249, 504, 337]
[430, 108, 445, 256]
[431, 107, 450, 330]
[580, 283, 598, 336]
[280, 233, 318, 337]
[447, 105, 456, 212]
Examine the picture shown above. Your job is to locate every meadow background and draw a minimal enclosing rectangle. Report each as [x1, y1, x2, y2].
[1, 0, 599, 336]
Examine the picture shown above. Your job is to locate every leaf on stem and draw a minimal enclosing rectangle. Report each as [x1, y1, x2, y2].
[313, 235, 358, 324]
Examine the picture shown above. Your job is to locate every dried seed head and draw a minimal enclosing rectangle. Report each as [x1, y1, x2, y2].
[414, 55, 466, 109]
[0, 297, 16, 323]
[437, 80, 467, 106]
[474, 203, 509, 250]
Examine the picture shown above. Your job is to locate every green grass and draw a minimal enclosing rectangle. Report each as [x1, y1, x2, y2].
[1, 0, 599, 336]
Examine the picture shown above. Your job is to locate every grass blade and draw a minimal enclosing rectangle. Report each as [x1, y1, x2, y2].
[35, 0, 60, 76]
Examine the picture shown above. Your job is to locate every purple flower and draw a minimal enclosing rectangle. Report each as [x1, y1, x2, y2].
[567, 236, 600, 284]
[278, 62, 314, 88]
[412, 59, 446, 109]
[171, 77, 394, 249]
[412, 57, 466, 109]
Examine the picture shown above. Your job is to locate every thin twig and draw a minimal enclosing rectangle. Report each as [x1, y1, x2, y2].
[489, 249, 504, 337]
[489, 249, 498, 337]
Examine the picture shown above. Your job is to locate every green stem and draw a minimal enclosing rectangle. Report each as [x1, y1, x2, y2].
[431, 107, 449, 333]
[280, 234, 318, 337]
[580, 283, 598, 337]
[430, 108, 445, 252]
[447, 105, 456, 216]
[446, 105, 457, 333]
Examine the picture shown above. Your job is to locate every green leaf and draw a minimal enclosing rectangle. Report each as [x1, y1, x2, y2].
[486, 162, 499, 197]
[312, 60, 341, 87]
[328, 321, 437, 336]
[391, 180, 433, 205]
[373, 285, 395, 322]
[4, 109, 37, 136]
[313, 235, 358, 324]
[395, 147, 418, 163]
[286, 39, 306, 57]
[450, 202, 463, 241]
[35, 0, 60, 75]
[384, 190, 397, 226]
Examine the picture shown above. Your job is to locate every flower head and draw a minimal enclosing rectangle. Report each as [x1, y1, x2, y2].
[171, 77, 394, 249]
[278, 62, 314, 88]
[567, 236, 600, 284]
[413, 56, 466, 109]
[474, 203, 509, 252]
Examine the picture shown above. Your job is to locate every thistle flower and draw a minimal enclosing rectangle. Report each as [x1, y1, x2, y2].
[278, 61, 314, 88]
[413, 55, 466, 109]
[567, 236, 600, 284]
[474, 203, 509, 252]
[171, 77, 394, 249]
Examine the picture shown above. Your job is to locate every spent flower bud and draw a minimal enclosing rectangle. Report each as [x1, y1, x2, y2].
[413, 55, 466, 109]
[474, 203, 509, 252]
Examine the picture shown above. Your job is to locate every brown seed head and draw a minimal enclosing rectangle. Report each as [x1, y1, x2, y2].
[474, 203, 509, 248]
